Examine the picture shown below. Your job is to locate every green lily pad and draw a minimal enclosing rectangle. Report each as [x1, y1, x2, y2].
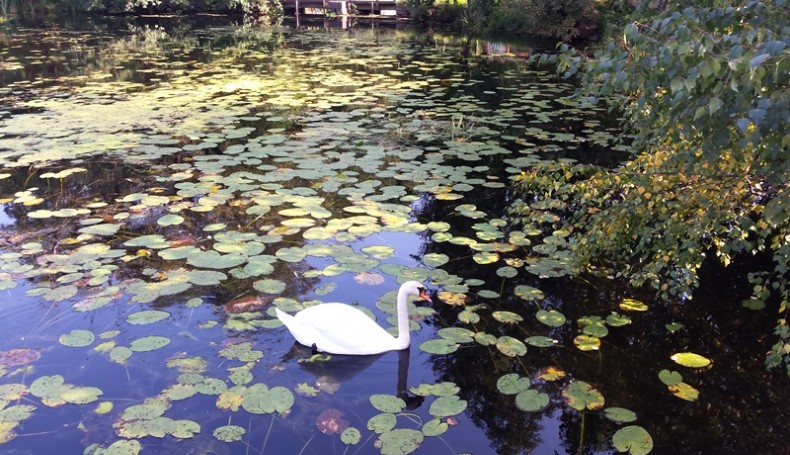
[422, 418, 448, 437]
[496, 373, 531, 395]
[252, 278, 286, 294]
[419, 338, 458, 355]
[606, 313, 632, 327]
[370, 394, 406, 413]
[492, 311, 523, 324]
[612, 425, 653, 455]
[562, 381, 605, 411]
[665, 322, 685, 333]
[525, 336, 557, 348]
[658, 369, 683, 386]
[367, 412, 397, 434]
[126, 310, 170, 325]
[376, 428, 424, 455]
[514, 285, 544, 301]
[341, 427, 362, 445]
[573, 335, 601, 351]
[670, 352, 712, 368]
[536, 309, 566, 327]
[59, 329, 95, 347]
[213, 424, 246, 442]
[619, 298, 648, 312]
[515, 389, 550, 412]
[428, 395, 467, 417]
[129, 336, 171, 352]
[437, 327, 475, 343]
[157, 214, 184, 226]
[409, 382, 460, 397]
[496, 336, 527, 357]
[423, 253, 449, 267]
[668, 382, 699, 402]
[603, 407, 638, 423]
[241, 384, 294, 414]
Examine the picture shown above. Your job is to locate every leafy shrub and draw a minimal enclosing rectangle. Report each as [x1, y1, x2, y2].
[489, 0, 597, 41]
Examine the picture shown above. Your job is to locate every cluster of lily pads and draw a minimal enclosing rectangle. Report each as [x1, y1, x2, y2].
[0, 24, 716, 455]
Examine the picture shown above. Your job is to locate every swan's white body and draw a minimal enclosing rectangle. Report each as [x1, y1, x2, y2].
[275, 281, 431, 355]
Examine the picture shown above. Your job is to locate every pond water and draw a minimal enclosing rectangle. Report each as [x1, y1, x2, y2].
[0, 15, 786, 455]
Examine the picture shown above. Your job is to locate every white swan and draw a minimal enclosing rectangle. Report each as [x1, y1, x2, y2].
[275, 281, 432, 355]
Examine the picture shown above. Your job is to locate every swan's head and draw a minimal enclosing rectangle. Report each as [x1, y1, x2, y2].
[401, 280, 432, 304]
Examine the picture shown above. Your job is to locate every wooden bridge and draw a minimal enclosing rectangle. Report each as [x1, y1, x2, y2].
[283, 0, 406, 17]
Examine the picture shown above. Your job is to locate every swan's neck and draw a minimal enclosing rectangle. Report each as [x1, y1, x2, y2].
[394, 286, 412, 349]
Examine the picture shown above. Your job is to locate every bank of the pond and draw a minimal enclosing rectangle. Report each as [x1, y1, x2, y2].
[0, 17, 786, 455]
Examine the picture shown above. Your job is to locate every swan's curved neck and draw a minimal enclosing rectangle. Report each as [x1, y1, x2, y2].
[394, 286, 412, 349]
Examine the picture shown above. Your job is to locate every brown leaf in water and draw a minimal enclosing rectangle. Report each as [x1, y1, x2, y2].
[0, 348, 41, 367]
[316, 408, 348, 435]
[225, 296, 270, 314]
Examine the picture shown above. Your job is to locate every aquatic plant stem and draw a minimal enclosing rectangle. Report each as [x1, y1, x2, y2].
[260, 414, 274, 454]
[578, 410, 586, 455]
[297, 434, 315, 455]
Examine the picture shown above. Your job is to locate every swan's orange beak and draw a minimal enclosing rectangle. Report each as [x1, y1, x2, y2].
[419, 289, 432, 303]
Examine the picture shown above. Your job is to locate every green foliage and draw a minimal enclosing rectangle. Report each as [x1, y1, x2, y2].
[488, 0, 597, 40]
[517, 0, 790, 373]
[0, 0, 283, 17]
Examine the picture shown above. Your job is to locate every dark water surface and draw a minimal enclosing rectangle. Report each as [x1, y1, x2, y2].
[0, 15, 785, 455]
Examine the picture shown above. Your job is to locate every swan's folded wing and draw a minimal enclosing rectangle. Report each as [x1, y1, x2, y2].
[291, 304, 396, 354]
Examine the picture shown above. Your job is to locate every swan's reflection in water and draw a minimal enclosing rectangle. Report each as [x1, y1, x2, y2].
[289, 346, 424, 410]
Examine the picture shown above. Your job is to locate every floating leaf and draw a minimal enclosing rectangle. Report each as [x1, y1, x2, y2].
[496, 336, 527, 357]
[422, 418, 448, 437]
[514, 285, 544, 301]
[604, 407, 638, 423]
[157, 214, 184, 226]
[422, 253, 449, 267]
[515, 389, 550, 412]
[367, 413, 397, 434]
[562, 381, 605, 411]
[536, 367, 567, 382]
[665, 322, 685, 333]
[126, 310, 170, 325]
[536, 309, 566, 327]
[419, 339, 458, 355]
[370, 394, 406, 413]
[658, 369, 683, 386]
[213, 425, 246, 442]
[612, 425, 653, 455]
[525, 336, 557, 348]
[496, 373, 531, 395]
[573, 335, 601, 351]
[59, 330, 95, 348]
[316, 408, 349, 435]
[341, 427, 362, 445]
[241, 384, 294, 414]
[376, 428, 424, 455]
[409, 382, 460, 397]
[670, 352, 712, 368]
[668, 382, 699, 402]
[492, 311, 523, 324]
[619, 298, 648, 312]
[606, 313, 632, 327]
[437, 327, 475, 343]
[129, 336, 171, 352]
[428, 395, 467, 417]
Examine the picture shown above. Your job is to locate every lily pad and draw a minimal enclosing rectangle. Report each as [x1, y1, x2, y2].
[670, 352, 712, 368]
[515, 389, 550, 412]
[492, 311, 523, 324]
[126, 310, 170, 325]
[536, 309, 566, 327]
[496, 373, 531, 395]
[213, 425, 246, 442]
[496, 336, 527, 357]
[562, 381, 605, 411]
[428, 395, 467, 418]
[612, 425, 653, 455]
[422, 418, 448, 437]
[658, 369, 683, 386]
[59, 330, 95, 348]
[129, 336, 171, 352]
[604, 407, 638, 423]
[668, 382, 700, 402]
[370, 394, 406, 413]
[419, 338, 458, 355]
[341, 427, 362, 445]
[619, 298, 648, 312]
[376, 428, 424, 455]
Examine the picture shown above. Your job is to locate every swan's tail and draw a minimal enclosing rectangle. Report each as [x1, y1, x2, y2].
[275, 308, 293, 325]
